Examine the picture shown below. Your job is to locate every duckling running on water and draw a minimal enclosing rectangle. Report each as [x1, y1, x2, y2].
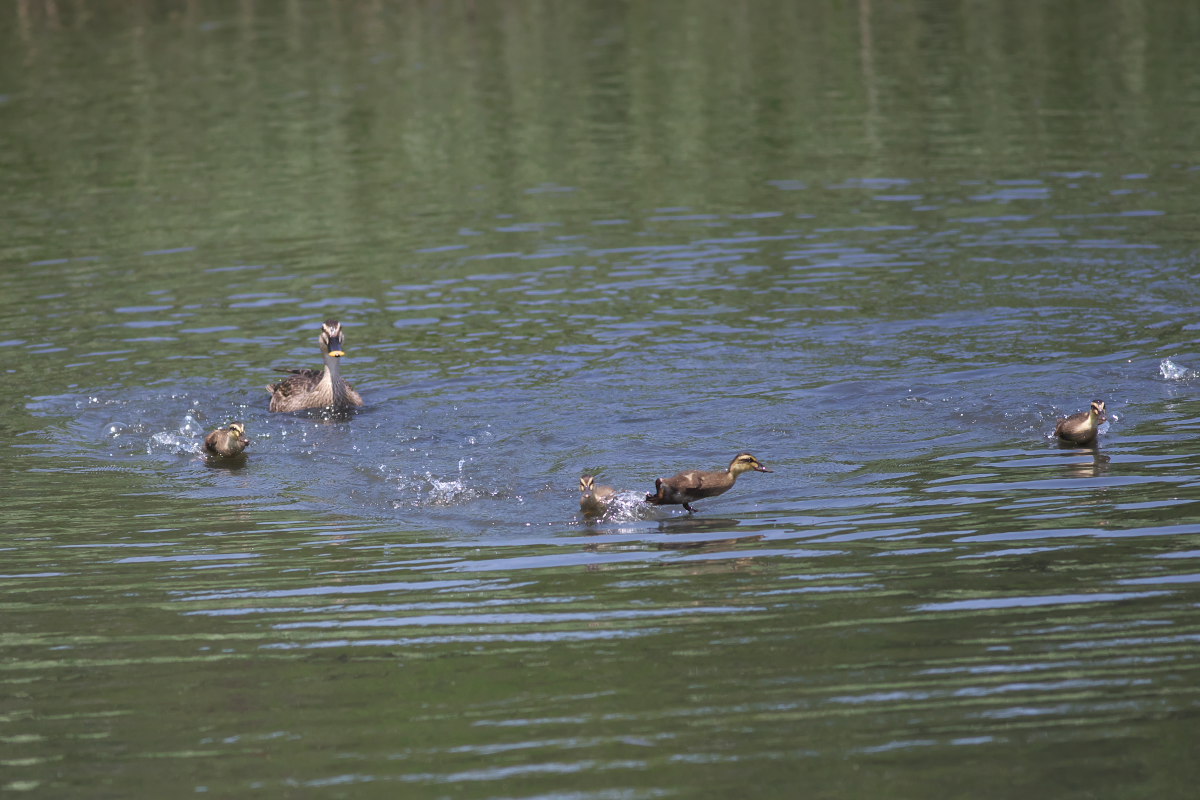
[203, 422, 250, 458]
[645, 452, 773, 513]
[1054, 400, 1106, 447]
[579, 475, 617, 516]
[267, 319, 364, 413]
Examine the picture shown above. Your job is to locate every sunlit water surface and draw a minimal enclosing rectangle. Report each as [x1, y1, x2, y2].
[4, 2, 1200, 798]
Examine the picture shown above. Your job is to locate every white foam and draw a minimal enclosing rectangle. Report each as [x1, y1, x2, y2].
[580, 490, 659, 523]
[147, 431, 199, 455]
[1159, 358, 1198, 381]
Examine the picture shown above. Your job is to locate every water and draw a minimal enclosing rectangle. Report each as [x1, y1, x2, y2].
[4, 2, 1200, 797]
[1160, 359, 1199, 382]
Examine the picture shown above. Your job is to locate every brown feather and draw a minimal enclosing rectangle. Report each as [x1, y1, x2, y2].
[266, 320, 364, 413]
[204, 424, 249, 458]
[579, 475, 617, 516]
[645, 453, 771, 512]
[1054, 401, 1105, 446]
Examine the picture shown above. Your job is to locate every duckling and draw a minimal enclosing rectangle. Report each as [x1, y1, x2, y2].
[1054, 400, 1106, 446]
[644, 452, 772, 512]
[579, 475, 617, 516]
[203, 422, 250, 458]
[267, 319, 364, 413]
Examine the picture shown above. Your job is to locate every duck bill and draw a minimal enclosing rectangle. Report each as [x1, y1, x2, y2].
[756, 465, 773, 473]
[327, 336, 345, 358]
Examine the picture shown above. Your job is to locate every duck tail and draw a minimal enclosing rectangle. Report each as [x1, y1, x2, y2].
[645, 478, 664, 504]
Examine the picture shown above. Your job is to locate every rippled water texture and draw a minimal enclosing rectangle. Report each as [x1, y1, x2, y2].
[4, 2, 1200, 797]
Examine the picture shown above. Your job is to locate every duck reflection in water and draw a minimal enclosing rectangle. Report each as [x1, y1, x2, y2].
[1063, 449, 1111, 479]
[655, 515, 764, 549]
[583, 513, 763, 556]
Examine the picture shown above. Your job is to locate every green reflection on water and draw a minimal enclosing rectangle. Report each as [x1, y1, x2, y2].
[4, 1, 1200, 798]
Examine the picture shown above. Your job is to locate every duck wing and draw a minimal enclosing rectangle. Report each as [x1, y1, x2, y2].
[341, 381, 365, 407]
[689, 471, 733, 499]
[267, 368, 322, 397]
[665, 469, 730, 500]
[1054, 411, 1086, 437]
[272, 366, 322, 379]
[202, 429, 223, 455]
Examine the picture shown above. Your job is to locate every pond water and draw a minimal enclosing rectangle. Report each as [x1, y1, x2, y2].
[4, 2, 1200, 797]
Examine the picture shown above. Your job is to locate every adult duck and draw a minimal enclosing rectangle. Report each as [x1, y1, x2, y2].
[267, 319, 364, 413]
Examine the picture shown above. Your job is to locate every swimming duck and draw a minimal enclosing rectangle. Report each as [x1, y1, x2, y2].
[644, 452, 772, 512]
[579, 475, 617, 516]
[1054, 400, 1106, 446]
[203, 422, 250, 458]
[267, 319, 364, 413]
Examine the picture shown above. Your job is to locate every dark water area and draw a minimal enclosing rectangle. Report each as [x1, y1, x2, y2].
[3, 1, 1200, 797]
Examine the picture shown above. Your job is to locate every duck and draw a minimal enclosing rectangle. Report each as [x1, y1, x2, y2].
[203, 422, 250, 458]
[579, 475, 617, 516]
[267, 319, 364, 413]
[1054, 400, 1106, 446]
[644, 452, 772, 512]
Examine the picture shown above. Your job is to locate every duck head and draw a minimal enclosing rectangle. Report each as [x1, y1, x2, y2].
[227, 422, 250, 447]
[320, 320, 346, 358]
[729, 452, 772, 475]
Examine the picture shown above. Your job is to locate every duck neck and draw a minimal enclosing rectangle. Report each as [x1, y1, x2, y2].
[322, 353, 348, 400]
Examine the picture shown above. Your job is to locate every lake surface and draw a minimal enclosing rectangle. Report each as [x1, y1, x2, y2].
[4, 2, 1200, 797]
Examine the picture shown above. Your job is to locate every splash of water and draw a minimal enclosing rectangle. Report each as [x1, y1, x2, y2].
[578, 490, 661, 523]
[1159, 358, 1198, 381]
[147, 431, 201, 455]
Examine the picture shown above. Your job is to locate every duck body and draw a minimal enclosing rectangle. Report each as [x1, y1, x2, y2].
[645, 452, 772, 512]
[267, 319, 364, 413]
[579, 475, 617, 516]
[1054, 400, 1106, 446]
[204, 422, 250, 458]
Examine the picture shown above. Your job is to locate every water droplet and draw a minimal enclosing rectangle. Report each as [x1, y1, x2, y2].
[1160, 358, 1198, 381]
